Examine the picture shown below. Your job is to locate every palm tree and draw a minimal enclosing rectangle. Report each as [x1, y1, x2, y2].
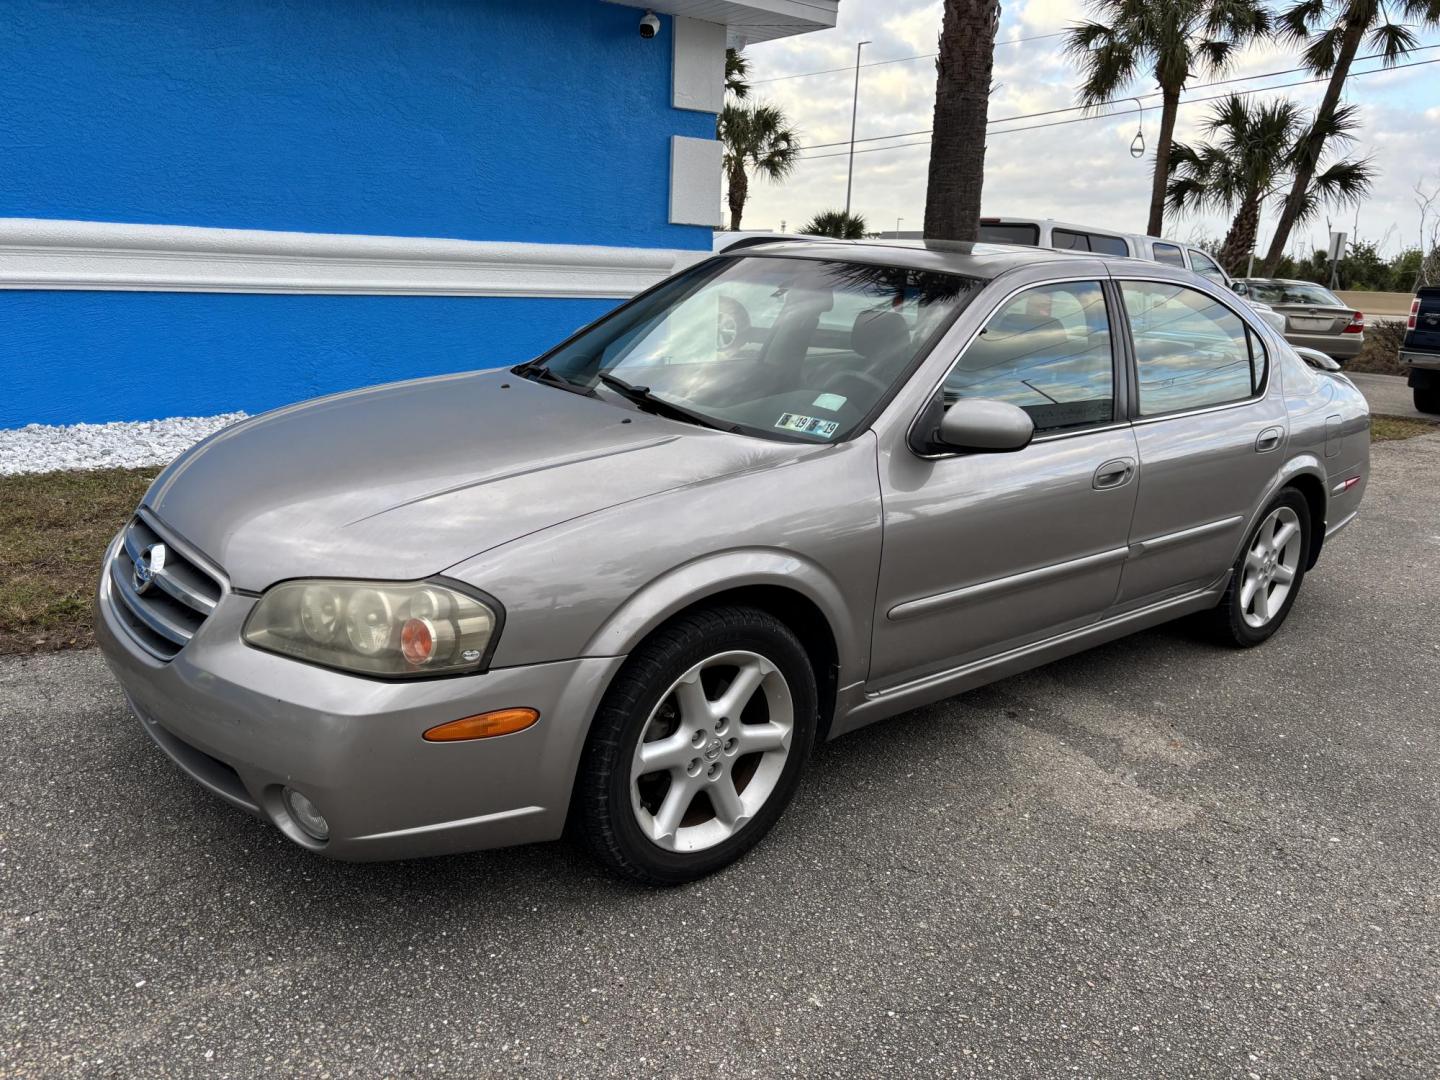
[725, 48, 750, 99]
[801, 210, 868, 238]
[1261, 0, 1440, 272]
[923, 0, 1001, 242]
[1167, 94, 1373, 273]
[1065, 0, 1271, 238]
[719, 103, 800, 231]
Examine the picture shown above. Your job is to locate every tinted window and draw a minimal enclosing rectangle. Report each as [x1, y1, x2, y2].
[977, 222, 1041, 245]
[1121, 281, 1263, 415]
[1188, 250, 1227, 283]
[1088, 233, 1130, 256]
[944, 281, 1115, 433]
[1052, 228, 1089, 251]
[1152, 243, 1185, 267]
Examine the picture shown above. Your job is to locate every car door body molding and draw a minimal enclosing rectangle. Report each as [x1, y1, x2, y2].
[887, 545, 1132, 621]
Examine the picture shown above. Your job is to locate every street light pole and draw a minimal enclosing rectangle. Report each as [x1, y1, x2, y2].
[896, 217, 903, 237]
[844, 40, 871, 217]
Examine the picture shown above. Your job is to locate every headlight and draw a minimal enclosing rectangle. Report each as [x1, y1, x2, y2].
[243, 579, 498, 677]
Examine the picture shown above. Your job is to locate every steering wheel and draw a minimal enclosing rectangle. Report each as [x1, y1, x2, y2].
[820, 369, 889, 402]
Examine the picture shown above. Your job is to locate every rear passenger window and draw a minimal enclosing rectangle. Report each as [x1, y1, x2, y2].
[977, 222, 1040, 245]
[1087, 234, 1129, 256]
[1188, 249, 1226, 283]
[1152, 243, 1185, 267]
[1052, 229, 1090, 251]
[1121, 281, 1264, 415]
[944, 281, 1115, 434]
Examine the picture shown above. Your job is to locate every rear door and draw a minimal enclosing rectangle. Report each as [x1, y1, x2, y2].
[1112, 276, 1286, 607]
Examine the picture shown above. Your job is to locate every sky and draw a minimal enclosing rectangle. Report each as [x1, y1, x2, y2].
[735, 0, 1440, 260]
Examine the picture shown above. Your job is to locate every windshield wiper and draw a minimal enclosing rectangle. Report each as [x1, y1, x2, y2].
[596, 372, 741, 433]
[514, 362, 594, 396]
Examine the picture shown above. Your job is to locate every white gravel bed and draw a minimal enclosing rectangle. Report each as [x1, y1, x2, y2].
[0, 413, 249, 476]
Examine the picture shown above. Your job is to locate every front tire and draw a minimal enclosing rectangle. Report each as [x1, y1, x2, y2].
[573, 606, 817, 885]
[1209, 489, 1312, 647]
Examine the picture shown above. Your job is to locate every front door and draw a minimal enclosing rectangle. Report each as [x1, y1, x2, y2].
[1112, 278, 1288, 607]
[870, 279, 1139, 689]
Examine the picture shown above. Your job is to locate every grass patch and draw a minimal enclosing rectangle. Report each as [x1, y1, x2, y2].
[0, 468, 157, 655]
[1372, 416, 1440, 442]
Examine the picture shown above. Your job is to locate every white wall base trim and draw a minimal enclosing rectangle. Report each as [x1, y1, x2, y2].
[0, 218, 707, 299]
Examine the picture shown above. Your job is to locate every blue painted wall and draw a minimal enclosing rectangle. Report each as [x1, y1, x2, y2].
[0, 0, 714, 248]
[1, 292, 616, 428]
[0, 0, 720, 427]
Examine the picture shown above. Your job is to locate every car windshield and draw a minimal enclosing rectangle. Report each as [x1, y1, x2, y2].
[522, 255, 984, 443]
[1244, 281, 1344, 307]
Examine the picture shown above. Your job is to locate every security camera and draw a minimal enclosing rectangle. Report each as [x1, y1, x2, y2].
[639, 10, 660, 38]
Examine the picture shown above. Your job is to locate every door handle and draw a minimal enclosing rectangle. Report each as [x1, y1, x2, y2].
[1255, 426, 1284, 453]
[1092, 457, 1135, 490]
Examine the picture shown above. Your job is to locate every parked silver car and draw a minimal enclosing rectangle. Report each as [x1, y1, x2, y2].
[97, 240, 1370, 884]
[1235, 278, 1366, 361]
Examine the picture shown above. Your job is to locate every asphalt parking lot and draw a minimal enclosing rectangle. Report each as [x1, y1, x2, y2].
[3, 434, 1439, 1079]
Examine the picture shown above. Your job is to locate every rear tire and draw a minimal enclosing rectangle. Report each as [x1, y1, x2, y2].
[573, 605, 817, 885]
[1208, 488, 1312, 648]
[1415, 387, 1440, 415]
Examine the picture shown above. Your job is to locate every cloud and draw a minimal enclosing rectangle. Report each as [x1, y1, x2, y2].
[736, 0, 1440, 255]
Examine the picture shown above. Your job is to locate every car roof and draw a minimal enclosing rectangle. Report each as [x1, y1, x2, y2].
[1232, 280, 1330, 289]
[711, 236, 1193, 282]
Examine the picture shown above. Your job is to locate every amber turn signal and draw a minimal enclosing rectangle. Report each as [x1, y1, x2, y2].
[423, 708, 539, 742]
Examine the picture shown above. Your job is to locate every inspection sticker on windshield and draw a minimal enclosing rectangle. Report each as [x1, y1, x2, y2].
[811, 392, 847, 411]
[775, 412, 839, 438]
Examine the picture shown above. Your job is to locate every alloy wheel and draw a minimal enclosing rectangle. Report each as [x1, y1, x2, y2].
[1240, 505, 1302, 629]
[629, 650, 794, 853]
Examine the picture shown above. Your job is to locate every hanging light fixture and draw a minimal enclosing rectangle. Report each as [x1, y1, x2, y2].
[1129, 97, 1146, 159]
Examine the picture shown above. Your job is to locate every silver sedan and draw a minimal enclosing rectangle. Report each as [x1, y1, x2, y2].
[1236, 278, 1366, 362]
[97, 240, 1370, 884]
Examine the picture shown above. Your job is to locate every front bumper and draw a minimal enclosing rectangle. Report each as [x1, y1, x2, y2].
[96, 536, 623, 860]
[1285, 330, 1363, 359]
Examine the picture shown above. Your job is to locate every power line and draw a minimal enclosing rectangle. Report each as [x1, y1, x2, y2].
[749, 30, 1067, 84]
[796, 55, 1440, 161]
[797, 42, 1440, 153]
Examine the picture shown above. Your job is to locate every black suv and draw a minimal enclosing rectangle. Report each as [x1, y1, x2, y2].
[1403, 286, 1440, 414]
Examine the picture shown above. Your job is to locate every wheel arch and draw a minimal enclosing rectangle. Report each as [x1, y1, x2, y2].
[581, 549, 859, 741]
[1235, 454, 1327, 569]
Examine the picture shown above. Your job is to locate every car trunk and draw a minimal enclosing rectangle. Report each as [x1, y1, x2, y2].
[1277, 305, 1353, 336]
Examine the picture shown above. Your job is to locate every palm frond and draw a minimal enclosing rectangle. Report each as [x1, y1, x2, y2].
[1367, 20, 1420, 64]
[1398, 0, 1440, 23]
[1309, 100, 1364, 144]
[1195, 37, 1237, 74]
[725, 48, 750, 99]
[1277, 0, 1329, 47]
[1309, 157, 1375, 206]
[1300, 24, 1345, 75]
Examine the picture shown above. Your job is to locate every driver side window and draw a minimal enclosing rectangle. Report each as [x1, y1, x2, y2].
[942, 281, 1116, 435]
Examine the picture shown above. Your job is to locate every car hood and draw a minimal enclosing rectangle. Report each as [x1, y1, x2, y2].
[145, 369, 796, 591]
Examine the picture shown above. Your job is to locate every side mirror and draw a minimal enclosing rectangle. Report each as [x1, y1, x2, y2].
[1292, 346, 1341, 371]
[929, 399, 1035, 454]
[1231, 281, 1249, 297]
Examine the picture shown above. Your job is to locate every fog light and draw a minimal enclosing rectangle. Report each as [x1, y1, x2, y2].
[283, 787, 330, 841]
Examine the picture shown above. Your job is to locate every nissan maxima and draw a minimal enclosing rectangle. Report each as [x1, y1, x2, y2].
[97, 240, 1369, 884]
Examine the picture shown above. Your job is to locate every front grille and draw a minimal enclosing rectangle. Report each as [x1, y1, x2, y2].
[108, 510, 224, 660]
